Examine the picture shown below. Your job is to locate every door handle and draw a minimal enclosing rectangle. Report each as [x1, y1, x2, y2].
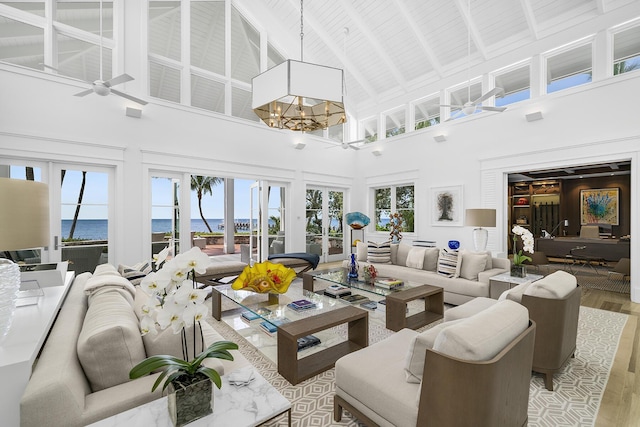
[54, 235, 59, 251]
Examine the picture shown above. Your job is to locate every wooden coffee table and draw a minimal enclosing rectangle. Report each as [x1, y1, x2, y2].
[277, 305, 368, 385]
[385, 284, 443, 332]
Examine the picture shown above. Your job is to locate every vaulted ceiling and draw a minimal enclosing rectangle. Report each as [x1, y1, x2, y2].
[1, 0, 638, 121]
[236, 0, 639, 116]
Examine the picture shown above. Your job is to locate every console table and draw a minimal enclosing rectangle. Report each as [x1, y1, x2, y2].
[0, 270, 75, 427]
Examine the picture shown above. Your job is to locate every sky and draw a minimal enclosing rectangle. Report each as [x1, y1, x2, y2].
[10, 166, 255, 219]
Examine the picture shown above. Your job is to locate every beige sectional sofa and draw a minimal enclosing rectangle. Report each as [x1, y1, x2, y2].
[20, 265, 248, 427]
[344, 242, 510, 305]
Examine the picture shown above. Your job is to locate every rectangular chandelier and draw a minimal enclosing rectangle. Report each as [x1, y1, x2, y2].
[252, 60, 346, 132]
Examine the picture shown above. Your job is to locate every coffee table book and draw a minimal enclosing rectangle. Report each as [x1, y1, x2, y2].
[375, 278, 404, 289]
[287, 299, 317, 311]
[340, 294, 370, 305]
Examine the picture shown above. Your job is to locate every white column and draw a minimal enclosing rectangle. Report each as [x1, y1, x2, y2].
[224, 178, 235, 253]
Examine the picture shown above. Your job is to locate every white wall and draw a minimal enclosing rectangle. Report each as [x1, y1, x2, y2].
[0, 63, 638, 301]
[355, 72, 640, 301]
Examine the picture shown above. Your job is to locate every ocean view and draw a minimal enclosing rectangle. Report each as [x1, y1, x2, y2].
[62, 219, 256, 240]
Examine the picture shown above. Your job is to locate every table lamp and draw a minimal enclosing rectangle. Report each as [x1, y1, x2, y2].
[0, 178, 49, 341]
[465, 208, 496, 251]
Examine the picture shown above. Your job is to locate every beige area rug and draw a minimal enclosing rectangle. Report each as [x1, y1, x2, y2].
[206, 305, 628, 427]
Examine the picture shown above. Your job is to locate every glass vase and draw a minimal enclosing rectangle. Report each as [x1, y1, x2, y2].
[0, 259, 20, 344]
[167, 372, 213, 427]
[348, 253, 359, 280]
[510, 265, 526, 278]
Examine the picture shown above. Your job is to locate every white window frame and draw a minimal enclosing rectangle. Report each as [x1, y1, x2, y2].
[541, 36, 595, 95]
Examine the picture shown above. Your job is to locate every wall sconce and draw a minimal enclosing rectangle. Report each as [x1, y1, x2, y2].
[125, 107, 142, 118]
[294, 142, 306, 150]
[372, 149, 382, 157]
[433, 134, 447, 143]
[525, 111, 543, 122]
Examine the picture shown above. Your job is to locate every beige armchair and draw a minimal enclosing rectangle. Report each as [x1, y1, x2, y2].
[521, 284, 581, 391]
[334, 300, 535, 426]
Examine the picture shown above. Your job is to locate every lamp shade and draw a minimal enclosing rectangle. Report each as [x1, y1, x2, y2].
[465, 209, 496, 228]
[0, 178, 50, 251]
[252, 60, 346, 132]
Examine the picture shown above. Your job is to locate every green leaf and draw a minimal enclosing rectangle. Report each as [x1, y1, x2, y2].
[130, 355, 190, 379]
[197, 366, 222, 389]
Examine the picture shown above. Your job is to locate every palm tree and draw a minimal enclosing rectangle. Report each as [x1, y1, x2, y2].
[614, 59, 640, 75]
[68, 171, 87, 239]
[191, 175, 222, 232]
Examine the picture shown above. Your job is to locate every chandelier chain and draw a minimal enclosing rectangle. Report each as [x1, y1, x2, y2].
[300, 0, 304, 62]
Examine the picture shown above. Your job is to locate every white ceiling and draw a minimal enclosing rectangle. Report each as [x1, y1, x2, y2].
[235, 0, 639, 116]
[1, 0, 639, 121]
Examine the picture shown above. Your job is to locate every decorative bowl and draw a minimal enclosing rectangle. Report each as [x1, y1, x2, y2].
[346, 212, 370, 229]
[448, 240, 460, 250]
[232, 261, 296, 294]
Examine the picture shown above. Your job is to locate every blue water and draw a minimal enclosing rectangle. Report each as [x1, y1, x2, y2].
[61, 219, 255, 240]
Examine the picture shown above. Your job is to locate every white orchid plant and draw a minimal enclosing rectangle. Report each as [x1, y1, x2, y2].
[131, 246, 238, 393]
[512, 225, 534, 266]
[139, 246, 212, 358]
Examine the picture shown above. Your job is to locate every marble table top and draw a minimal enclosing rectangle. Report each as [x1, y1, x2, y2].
[88, 366, 290, 427]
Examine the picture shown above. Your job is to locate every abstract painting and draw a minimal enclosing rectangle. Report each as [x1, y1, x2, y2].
[580, 188, 619, 225]
[431, 186, 463, 226]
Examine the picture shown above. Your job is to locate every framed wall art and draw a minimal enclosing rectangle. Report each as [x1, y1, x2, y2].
[431, 185, 463, 226]
[580, 187, 619, 225]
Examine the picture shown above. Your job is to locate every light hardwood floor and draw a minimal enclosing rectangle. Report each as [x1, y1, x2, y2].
[319, 261, 638, 426]
[584, 287, 639, 427]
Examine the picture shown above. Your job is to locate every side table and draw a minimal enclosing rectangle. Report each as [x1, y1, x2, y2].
[385, 285, 443, 332]
[489, 272, 544, 299]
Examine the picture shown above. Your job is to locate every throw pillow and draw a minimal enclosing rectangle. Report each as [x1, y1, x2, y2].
[437, 248, 458, 277]
[396, 243, 412, 266]
[356, 241, 368, 262]
[367, 241, 392, 264]
[422, 248, 440, 272]
[459, 253, 487, 281]
[404, 319, 463, 383]
[501, 280, 532, 303]
[405, 247, 427, 269]
[118, 262, 152, 286]
[77, 290, 147, 392]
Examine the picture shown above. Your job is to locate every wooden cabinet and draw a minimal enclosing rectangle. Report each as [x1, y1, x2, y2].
[509, 181, 562, 248]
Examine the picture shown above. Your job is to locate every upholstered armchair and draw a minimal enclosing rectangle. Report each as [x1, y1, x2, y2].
[334, 300, 535, 427]
[445, 270, 580, 392]
[521, 282, 581, 391]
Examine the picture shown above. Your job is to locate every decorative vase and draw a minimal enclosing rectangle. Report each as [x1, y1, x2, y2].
[168, 372, 213, 427]
[511, 264, 526, 278]
[0, 259, 20, 344]
[363, 264, 377, 284]
[348, 253, 359, 280]
[448, 240, 460, 250]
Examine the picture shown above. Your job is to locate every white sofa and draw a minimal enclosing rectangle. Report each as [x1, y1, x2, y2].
[20, 265, 248, 427]
[344, 242, 510, 305]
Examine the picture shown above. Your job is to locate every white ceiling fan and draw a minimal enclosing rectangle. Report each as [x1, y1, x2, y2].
[327, 139, 363, 150]
[440, 0, 505, 120]
[71, 0, 147, 105]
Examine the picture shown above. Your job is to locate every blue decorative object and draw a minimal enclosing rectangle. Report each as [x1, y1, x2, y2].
[448, 240, 460, 250]
[346, 212, 370, 230]
[348, 253, 359, 280]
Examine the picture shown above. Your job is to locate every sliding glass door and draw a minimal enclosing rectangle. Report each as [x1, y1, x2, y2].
[306, 187, 345, 263]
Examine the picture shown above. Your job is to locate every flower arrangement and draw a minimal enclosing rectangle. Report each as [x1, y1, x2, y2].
[363, 264, 378, 283]
[130, 246, 238, 393]
[231, 261, 296, 293]
[512, 225, 534, 266]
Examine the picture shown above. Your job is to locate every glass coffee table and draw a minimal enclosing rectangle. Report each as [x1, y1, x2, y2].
[211, 284, 368, 385]
[303, 268, 444, 332]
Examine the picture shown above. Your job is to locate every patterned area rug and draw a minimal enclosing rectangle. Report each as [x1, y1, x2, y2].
[206, 306, 628, 427]
[538, 265, 630, 294]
